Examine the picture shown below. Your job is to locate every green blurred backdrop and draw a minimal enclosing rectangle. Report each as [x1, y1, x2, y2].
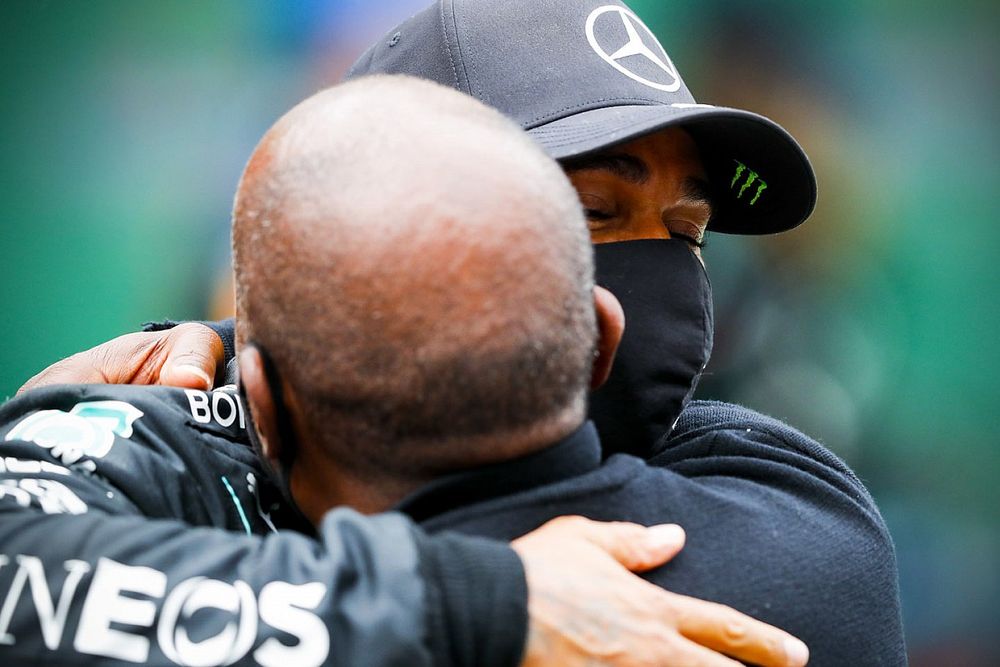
[1, 1, 997, 663]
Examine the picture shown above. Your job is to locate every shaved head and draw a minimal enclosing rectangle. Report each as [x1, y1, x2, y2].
[233, 75, 594, 480]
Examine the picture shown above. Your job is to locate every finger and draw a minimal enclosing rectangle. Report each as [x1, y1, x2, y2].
[552, 516, 686, 572]
[649, 635, 744, 667]
[18, 329, 171, 394]
[17, 355, 108, 394]
[158, 324, 224, 389]
[673, 595, 809, 667]
[92, 331, 163, 384]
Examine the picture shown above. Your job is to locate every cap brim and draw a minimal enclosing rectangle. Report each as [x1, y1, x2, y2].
[527, 104, 817, 235]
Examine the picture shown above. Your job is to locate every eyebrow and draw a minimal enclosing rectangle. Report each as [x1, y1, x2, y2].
[562, 152, 715, 216]
[562, 154, 713, 204]
[561, 152, 650, 185]
[678, 177, 714, 211]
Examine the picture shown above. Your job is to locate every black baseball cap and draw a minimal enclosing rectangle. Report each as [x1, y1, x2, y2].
[347, 0, 817, 235]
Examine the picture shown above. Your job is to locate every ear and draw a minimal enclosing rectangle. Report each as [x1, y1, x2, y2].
[591, 285, 625, 390]
[238, 345, 283, 469]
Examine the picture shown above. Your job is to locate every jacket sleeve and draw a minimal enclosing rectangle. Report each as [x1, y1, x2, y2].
[0, 446, 527, 667]
[0, 499, 526, 667]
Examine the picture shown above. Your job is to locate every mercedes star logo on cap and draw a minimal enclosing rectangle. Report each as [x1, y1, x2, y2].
[585, 5, 681, 93]
[346, 0, 818, 235]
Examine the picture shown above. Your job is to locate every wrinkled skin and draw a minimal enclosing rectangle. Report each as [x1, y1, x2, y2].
[18, 322, 225, 395]
[515, 517, 808, 667]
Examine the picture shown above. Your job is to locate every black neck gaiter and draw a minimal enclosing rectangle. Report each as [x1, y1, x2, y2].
[589, 239, 714, 458]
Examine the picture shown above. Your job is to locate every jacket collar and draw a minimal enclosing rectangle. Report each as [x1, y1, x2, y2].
[394, 421, 602, 523]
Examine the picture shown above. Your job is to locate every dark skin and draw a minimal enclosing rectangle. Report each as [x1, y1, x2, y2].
[238, 285, 624, 523]
[565, 127, 712, 260]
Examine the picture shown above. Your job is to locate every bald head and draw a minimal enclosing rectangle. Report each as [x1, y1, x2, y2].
[233, 75, 595, 480]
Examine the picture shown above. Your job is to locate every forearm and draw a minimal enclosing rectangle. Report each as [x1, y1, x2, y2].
[0, 506, 527, 667]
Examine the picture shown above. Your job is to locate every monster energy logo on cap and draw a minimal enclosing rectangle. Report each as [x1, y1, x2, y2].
[731, 160, 767, 206]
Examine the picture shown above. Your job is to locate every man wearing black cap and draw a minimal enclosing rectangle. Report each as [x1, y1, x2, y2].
[337, 0, 817, 459]
[21, 1, 905, 663]
[23, 0, 818, 452]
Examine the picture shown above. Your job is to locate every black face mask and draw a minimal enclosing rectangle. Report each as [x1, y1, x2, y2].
[589, 239, 714, 458]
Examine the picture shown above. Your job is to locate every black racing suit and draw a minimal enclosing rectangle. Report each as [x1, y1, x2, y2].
[0, 384, 526, 667]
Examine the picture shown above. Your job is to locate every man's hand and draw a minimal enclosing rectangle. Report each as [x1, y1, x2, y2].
[513, 517, 809, 667]
[18, 323, 224, 394]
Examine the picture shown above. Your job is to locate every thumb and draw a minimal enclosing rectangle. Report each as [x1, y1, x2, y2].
[158, 323, 225, 390]
[585, 521, 686, 572]
[542, 516, 686, 572]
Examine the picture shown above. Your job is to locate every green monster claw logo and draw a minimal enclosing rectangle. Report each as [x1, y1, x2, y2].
[731, 160, 767, 206]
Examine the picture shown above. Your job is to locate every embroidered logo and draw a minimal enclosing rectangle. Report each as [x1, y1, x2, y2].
[4, 400, 143, 470]
[585, 6, 681, 92]
[731, 160, 767, 206]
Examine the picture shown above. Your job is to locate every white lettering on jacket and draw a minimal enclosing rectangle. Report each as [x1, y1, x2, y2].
[0, 479, 88, 515]
[74, 558, 166, 662]
[0, 554, 328, 665]
[0, 457, 70, 476]
[0, 555, 90, 649]
[185, 390, 246, 430]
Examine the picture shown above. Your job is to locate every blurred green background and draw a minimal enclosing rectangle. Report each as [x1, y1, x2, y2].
[1, 1, 997, 663]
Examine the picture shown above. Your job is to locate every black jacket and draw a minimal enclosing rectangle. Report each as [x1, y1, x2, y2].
[399, 402, 907, 666]
[0, 384, 526, 667]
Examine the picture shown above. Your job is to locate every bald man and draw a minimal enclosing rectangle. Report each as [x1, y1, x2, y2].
[232, 75, 602, 517]
[0, 76, 808, 667]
